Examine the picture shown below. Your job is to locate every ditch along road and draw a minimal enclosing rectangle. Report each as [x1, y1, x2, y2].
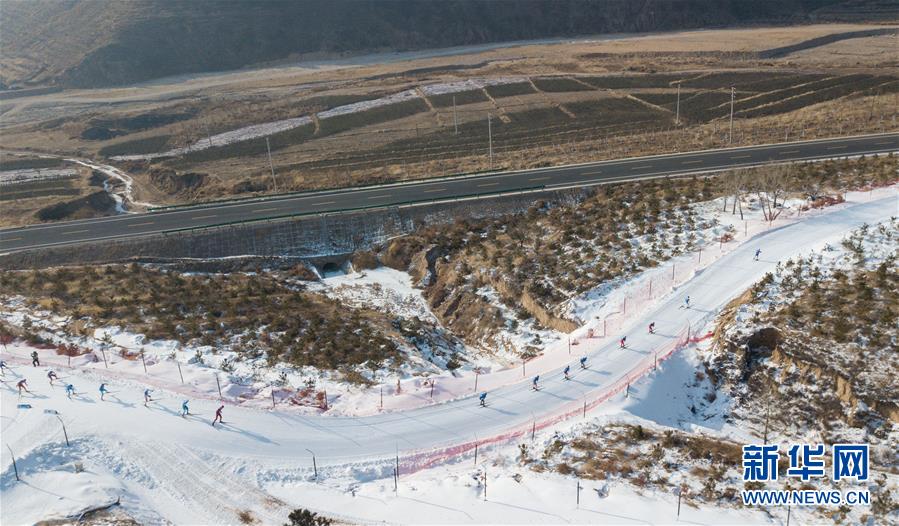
[1, 132, 897, 253]
[2, 193, 895, 496]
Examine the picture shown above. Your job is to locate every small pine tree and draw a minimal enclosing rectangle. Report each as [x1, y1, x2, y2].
[284, 509, 331, 526]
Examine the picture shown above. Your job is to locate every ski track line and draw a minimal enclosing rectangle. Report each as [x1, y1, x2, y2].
[117, 439, 287, 524]
[1, 194, 896, 484]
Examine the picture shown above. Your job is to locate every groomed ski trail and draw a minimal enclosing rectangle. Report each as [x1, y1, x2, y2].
[2, 192, 896, 523]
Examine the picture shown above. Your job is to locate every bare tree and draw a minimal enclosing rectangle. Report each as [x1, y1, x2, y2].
[753, 164, 787, 221]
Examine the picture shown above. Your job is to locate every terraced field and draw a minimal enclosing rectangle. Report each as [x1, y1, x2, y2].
[34, 68, 886, 201]
[153, 70, 897, 185]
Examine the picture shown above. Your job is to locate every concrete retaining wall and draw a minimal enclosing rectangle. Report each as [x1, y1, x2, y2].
[0, 189, 586, 270]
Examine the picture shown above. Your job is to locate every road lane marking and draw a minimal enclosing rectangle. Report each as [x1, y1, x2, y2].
[62, 229, 89, 235]
[2, 237, 22, 242]
[423, 188, 447, 193]
[630, 165, 652, 170]
[310, 200, 336, 206]
[253, 207, 280, 213]
[530, 176, 551, 181]
[826, 145, 847, 150]
[779, 150, 800, 155]
[191, 214, 217, 220]
[367, 194, 390, 200]
[128, 222, 155, 228]
[477, 182, 499, 187]
[681, 159, 703, 165]
[875, 141, 892, 145]
[730, 154, 751, 159]
[580, 170, 602, 176]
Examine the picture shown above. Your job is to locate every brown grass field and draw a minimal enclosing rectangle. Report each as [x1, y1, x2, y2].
[1, 22, 896, 225]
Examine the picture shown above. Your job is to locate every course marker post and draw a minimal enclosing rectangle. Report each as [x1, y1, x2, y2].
[6, 445, 19, 481]
[56, 415, 70, 447]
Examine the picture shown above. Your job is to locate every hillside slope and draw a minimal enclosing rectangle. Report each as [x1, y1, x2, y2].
[0, 0, 872, 89]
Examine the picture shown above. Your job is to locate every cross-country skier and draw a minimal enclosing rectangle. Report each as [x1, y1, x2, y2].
[684, 296, 691, 309]
[47, 370, 58, 384]
[31, 351, 40, 367]
[0, 360, 8, 376]
[580, 356, 588, 369]
[181, 400, 190, 416]
[16, 378, 29, 394]
[619, 336, 627, 349]
[99, 383, 108, 400]
[65, 383, 75, 399]
[479, 392, 487, 407]
[754, 248, 761, 261]
[532, 376, 540, 391]
[648, 322, 655, 334]
[212, 405, 224, 426]
[563, 365, 571, 380]
[143, 388, 153, 406]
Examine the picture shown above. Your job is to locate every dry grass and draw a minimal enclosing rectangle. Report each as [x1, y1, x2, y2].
[1, 23, 895, 220]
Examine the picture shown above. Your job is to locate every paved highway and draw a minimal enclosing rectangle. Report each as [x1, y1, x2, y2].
[1, 133, 896, 253]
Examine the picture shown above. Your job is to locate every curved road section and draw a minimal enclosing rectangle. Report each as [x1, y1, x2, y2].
[1, 133, 896, 253]
[2, 194, 894, 472]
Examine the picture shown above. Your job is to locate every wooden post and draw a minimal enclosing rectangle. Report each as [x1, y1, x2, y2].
[474, 441, 478, 466]
[677, 487, 682, 517]
[7, 445, 19, 481]
[271, 388, 276, 409]
[474, 370, 479, 392]
[429, 379, 435, 399]
[100, 347, 108, 369]
[215, 374, 222, 399]
[176, 362, 184, 384]
[140, 350, 147, 374]
[380, 386, 384, 409]
[531, 419, 536, 440]
[56, 415, 69, 447]
[483, 465, 487, 501]
[583, 399, 587, 418]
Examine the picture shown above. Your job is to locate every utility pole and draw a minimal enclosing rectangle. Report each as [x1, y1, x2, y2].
[729, 86, 735, 144]
[453, 95, 458, 135]
[675, 82, 681, 125]
[487, 113, 493, 169]
[266, 137, 278, 193]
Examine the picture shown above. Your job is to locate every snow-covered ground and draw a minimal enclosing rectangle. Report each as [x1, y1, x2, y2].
[110, 78, 526, 161]
[0, 168, 79, 186]
[2, 189, 894, 524]
[66, 158, 160, 211]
